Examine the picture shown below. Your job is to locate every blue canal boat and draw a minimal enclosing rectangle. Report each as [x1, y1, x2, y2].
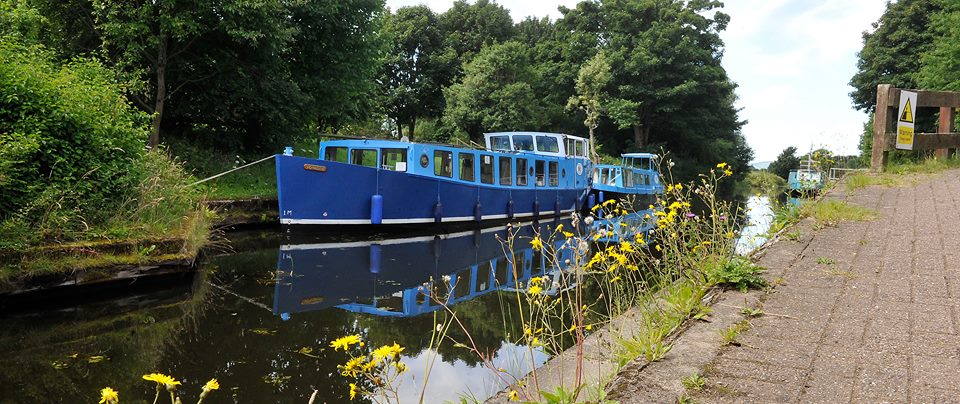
[589, 153, 662, 210]
[276, 132, 592, 226]
[273, 221, 576, 318]
[787, 169, 824, 194]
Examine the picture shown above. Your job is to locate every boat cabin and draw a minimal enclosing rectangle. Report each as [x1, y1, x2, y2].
[315, 136, 590, 190]
[593, 153, 660, 189]
[484, 132, 590, 159]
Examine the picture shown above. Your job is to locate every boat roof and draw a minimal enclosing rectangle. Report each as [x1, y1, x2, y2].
[622, 153, 658, 158]
[485, 131, 587, 141]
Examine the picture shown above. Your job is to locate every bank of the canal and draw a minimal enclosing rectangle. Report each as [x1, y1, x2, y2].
[601, 169, 960, 403]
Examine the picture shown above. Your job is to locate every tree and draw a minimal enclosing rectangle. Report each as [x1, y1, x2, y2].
[436, 0, 515, 85]
[566, 51, 611, 159]
[849, 0, 943, 112]
[603, 0, 735, 149]
[380, 5, 445, 138]
[441, 41, 548, 141]
[918, 1, 960, 91]
[93, 0, 216, 147]
[767, 147, 800, 180]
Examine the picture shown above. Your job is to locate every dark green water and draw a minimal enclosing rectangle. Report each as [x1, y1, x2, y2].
[0, 222, 568, 403]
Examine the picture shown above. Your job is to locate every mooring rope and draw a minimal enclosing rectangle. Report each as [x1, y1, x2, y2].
[189, 154, 276, 186]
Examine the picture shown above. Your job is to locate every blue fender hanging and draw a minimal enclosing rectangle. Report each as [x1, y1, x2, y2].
[434, 201, 443, 224]
[370, 194, 383, 225]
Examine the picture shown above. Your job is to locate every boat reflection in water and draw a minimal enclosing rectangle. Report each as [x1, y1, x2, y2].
[274, 219, 578, 319]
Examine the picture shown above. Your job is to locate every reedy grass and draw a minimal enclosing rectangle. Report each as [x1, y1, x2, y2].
[800, 200, 877, 227]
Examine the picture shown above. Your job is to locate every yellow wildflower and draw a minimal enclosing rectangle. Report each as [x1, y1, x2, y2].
[563, 231, 574, 238]
[330, 334, 362, 351]
[508, 390, 519, 401]
[726, 231, 735, 239]
[675, 183, 683, 190]
[530, 236, 543, 251]
[666, 184, 674, 192]
[202, 379, 219, 393]
[529, 285, 543, 294]
[591, 204, 601, 212]
[586, 324, 593, 331]
[340, 356, 364, 377]
[655, 244, 662, 252]
[99, 387, 118, 404]
[603, 199, 617, 206]
[373, 343, 404, 361]
[555, 223, 564, 232]
[716, 162, 728, 169]
[349, 383, 358, 400]
[396, 361, 408, 373]
[142, 373, 180, 390]
[724, 169, 733, 176]
[609, 276, 621, 283]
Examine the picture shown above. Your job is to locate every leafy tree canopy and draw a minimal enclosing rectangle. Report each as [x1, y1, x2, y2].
[767, 146, 800, 180]
[849, 0, 943, 112]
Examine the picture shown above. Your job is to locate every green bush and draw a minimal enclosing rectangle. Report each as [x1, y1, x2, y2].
[0, 39, 148, 232]
[746, 170, 786, 196]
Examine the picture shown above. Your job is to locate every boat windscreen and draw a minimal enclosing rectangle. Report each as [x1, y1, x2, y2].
[514, 135, 534, 151]
[536, 136, 560, 153]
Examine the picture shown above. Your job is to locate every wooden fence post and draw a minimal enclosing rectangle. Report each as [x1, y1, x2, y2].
[939, 107, 957, 158]
[871, 84, 893, 172]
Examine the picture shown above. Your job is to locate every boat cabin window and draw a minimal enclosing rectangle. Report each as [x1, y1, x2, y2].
[350, 149, 378, 168]
[608, 169, 618, 185]
[324, 146, 348, 163]
[599, 168, 609, 185]
[499, 157, 512, 185]
[565, 138, 577, 156]
[536, 136, 560, 153]
[434, 150, 452, 177]
[576, 140, 585, 157]
[459, 153, 475, 182]
[624, 169, 634, 187]
[516, 158, 528, 186]
[381, 148, 407, 171]
[548, 161, 558, 186]
[535, 160, 545, 186]
[480, 154, 494, 184]
[490, 136, 511, 151]
[513, 135, 534, 151]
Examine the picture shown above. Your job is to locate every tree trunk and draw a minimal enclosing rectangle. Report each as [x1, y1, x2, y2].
[408, 118, 416, 140]
[149, 35, 168, 148]
[632, 123, 651, 148]
[396, 120, 403, 138]
[588, 126, 597, 160]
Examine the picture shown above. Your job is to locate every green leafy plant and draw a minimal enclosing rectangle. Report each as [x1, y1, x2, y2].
[707, 257, 768, 292]
[720, 321, 750, 346]
[681, 372, 706, 391]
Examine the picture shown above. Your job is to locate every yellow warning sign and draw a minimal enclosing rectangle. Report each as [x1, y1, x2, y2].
[899, 98, 913, 123]
[896, 90, 917, 150]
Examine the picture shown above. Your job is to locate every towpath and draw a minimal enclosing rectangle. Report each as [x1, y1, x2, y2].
[689, 169, 960, 402]
[607, 169, 960, 403]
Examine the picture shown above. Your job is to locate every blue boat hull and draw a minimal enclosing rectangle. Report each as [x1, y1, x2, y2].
[277, 155, 584, 225]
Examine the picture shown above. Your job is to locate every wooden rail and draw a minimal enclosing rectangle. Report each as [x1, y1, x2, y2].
[871, 84, 959, 171]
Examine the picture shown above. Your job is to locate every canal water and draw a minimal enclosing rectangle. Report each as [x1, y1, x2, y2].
[0, 196, 775, 404]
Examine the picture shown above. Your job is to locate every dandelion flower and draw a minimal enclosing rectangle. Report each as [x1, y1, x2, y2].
[202, 379, 219, 393]
[529, 285, 543, 294]
[142, 373, 180, 390]
[716, 162, 728, 169]
[330, 334, 362, 351]
[508, 390, 519, 401]
[99, 387, 118, 404]
[530, 236, 543, 251]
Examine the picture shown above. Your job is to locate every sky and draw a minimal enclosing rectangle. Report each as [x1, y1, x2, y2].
[384, 0, 888, 162]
